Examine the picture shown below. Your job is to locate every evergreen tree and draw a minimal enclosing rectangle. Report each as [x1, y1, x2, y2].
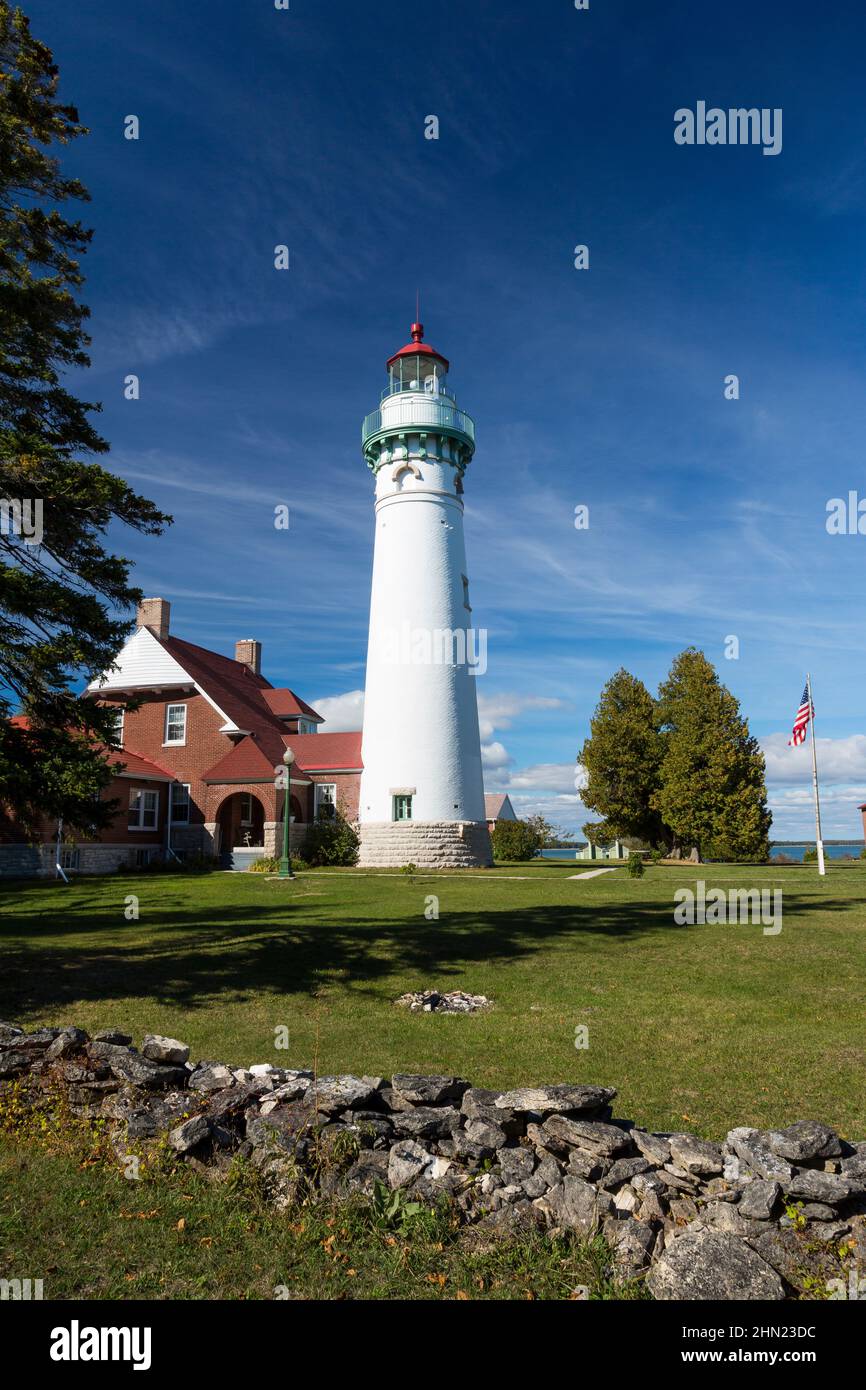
[653, 649, 771, 862]
[578, 668, 671, 850]
[0, 3, 169, 834]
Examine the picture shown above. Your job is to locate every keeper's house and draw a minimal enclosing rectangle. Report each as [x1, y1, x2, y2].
[0, 598, 362, 876]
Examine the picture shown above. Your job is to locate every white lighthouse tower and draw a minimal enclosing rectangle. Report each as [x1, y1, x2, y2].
[358, 320, 492, 868]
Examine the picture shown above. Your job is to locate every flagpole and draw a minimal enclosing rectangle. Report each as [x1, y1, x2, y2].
[807, 672, 825, 876]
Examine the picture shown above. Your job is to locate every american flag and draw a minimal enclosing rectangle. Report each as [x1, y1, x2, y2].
[788, 684, 814, 747]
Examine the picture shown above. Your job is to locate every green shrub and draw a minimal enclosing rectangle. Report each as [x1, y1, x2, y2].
[491, 817, 545, 862]
[626, 853, 645, 878]
[248, 856, 280, 873]
[303, 807, 359, 867]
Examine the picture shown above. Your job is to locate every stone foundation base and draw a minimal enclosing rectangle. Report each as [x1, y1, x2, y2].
[358, 820, 492, 869]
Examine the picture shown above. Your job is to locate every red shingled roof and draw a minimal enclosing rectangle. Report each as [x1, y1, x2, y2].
[260, 688, 322, 722]
[109, 749, 175, 781]
[282, 731, 363, 771]
[8, 718, 173, 781]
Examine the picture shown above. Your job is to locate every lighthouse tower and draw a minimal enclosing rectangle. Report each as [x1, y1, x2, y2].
[358, 321, 492, 868]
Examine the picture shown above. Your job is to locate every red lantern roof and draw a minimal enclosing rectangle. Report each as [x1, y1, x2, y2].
[386, 322, 449, 373]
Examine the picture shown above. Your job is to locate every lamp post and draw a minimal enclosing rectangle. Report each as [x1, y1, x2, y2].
[278, 747, 295, 879]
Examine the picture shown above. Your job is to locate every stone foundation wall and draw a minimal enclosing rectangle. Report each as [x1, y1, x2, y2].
[358, 820, 492, 868]
[0, 842, 163, 878]
[2, 1019, 864, 1301]
[263, 821, 311, 858]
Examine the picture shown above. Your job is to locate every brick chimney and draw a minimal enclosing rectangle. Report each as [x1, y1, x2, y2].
[136, 597, 170, 641]
[235, 639, 261, 676]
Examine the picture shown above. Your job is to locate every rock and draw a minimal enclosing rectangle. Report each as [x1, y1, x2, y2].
[391, 1106, 462, 1141]
[498, 1146, 536, 1186]
[537, 1176, 613, 1234]
[738, 1179, 781, 1221]
[109, 1090, 194, 1141]
[602, 1156, 652, 1190]
[638, 1190, 667, 1224]
[461, 1087, 504, 1118]
[669, 1196, 699, 1226]
[541, 1115, 633, 1158]
[17, 1028, 61, 1050]
[465, 1117, 509, 1150]
[142, 1034, 190, 1066]
[92, 1030, 132, 1045]
[726, 1127, 794, 1182]
[188, 1064, 235, 1093]
[840, 1143, 866, 1180]
[395, 990, 490, 1014]
[0, 1022, 25, 1046]
[610, 1219, 657, 1274]
[257, 1075, 313, 1110]
[566, 1149, 604, 1182]
[648, 1229, 785, 1300]
[632, 1130, 672, 1165]
[614, 1185, 638, 1213]
[668, 1135, 724, 1177]
[342, 1151, 390, 1194]
[698, 1201, 753, 1238]
[246, 1102, 316, 1154]
[202, 1081, 267, 1123]
[89, 1043, 187, 1091]
[44, 1026, 90, 1061]
[391, 1074, 470, 1106]
[660, 1168, 700, 1193]
[784, 1169, 853, 1204]
[311, 1075, 384, 1113]
[765, 1120, 842, 1164]
[388, 1139, 435, 1189]
[799, 1202, 839, 1222]
[0, 1051, 31, 1077]
[495, 1084, 616, 1116]
[169, 1115, 211, 1153]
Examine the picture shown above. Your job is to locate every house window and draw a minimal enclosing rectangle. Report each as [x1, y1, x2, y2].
[106, 706, 124, 748]
[393, 793, 413, 821]
[239, 794, 255, 826]
[59, 846, 80, 871]
[134, 848, 154, 868]
[170, 783, 191, 823]
[128, 787, 159, 831]
[298, 719, 316, 734]
[164, 703, 187, 745]
[315, 783, 336, 819]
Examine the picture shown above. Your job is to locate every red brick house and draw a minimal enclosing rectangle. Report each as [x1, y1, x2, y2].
[0, 598, 362, 876]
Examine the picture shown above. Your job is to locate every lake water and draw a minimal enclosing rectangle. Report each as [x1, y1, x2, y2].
[539, 844, 863, 862]
[769, 843, 862, 862]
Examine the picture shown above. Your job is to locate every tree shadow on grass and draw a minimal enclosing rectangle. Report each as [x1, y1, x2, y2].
[0, 880, 855, 1020]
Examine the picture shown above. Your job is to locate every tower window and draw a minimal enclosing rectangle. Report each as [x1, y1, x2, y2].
[462, 575, 471, 611]
[393, 794, 413, 822]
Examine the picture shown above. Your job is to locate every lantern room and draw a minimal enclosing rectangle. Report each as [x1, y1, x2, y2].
[384, 322, 452, 399]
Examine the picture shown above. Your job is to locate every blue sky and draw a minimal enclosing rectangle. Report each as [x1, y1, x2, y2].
[31, 0, 866, 839]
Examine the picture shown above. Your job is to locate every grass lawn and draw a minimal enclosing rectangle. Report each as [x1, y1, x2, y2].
[0, 1137, 629, 1301]
[1, 860, 865, 1139]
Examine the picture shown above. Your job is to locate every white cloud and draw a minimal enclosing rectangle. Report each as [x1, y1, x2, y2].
[313, 688, 364, 731]
[481, 741, 512, 769]
[761, 732, 866, 785]
[475, 692, 565, 742]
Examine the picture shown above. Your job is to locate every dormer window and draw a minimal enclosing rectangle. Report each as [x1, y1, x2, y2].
[164, 703, 187, 745]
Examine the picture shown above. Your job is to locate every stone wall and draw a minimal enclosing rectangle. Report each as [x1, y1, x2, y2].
[1, 1019, 863, 1299]
[358, 820, 492, 868]
[0, 843, 163, 878]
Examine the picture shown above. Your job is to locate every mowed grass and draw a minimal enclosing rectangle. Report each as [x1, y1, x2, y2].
[1, 860, 865, 1139]
[0, 1139, 629, 1301]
